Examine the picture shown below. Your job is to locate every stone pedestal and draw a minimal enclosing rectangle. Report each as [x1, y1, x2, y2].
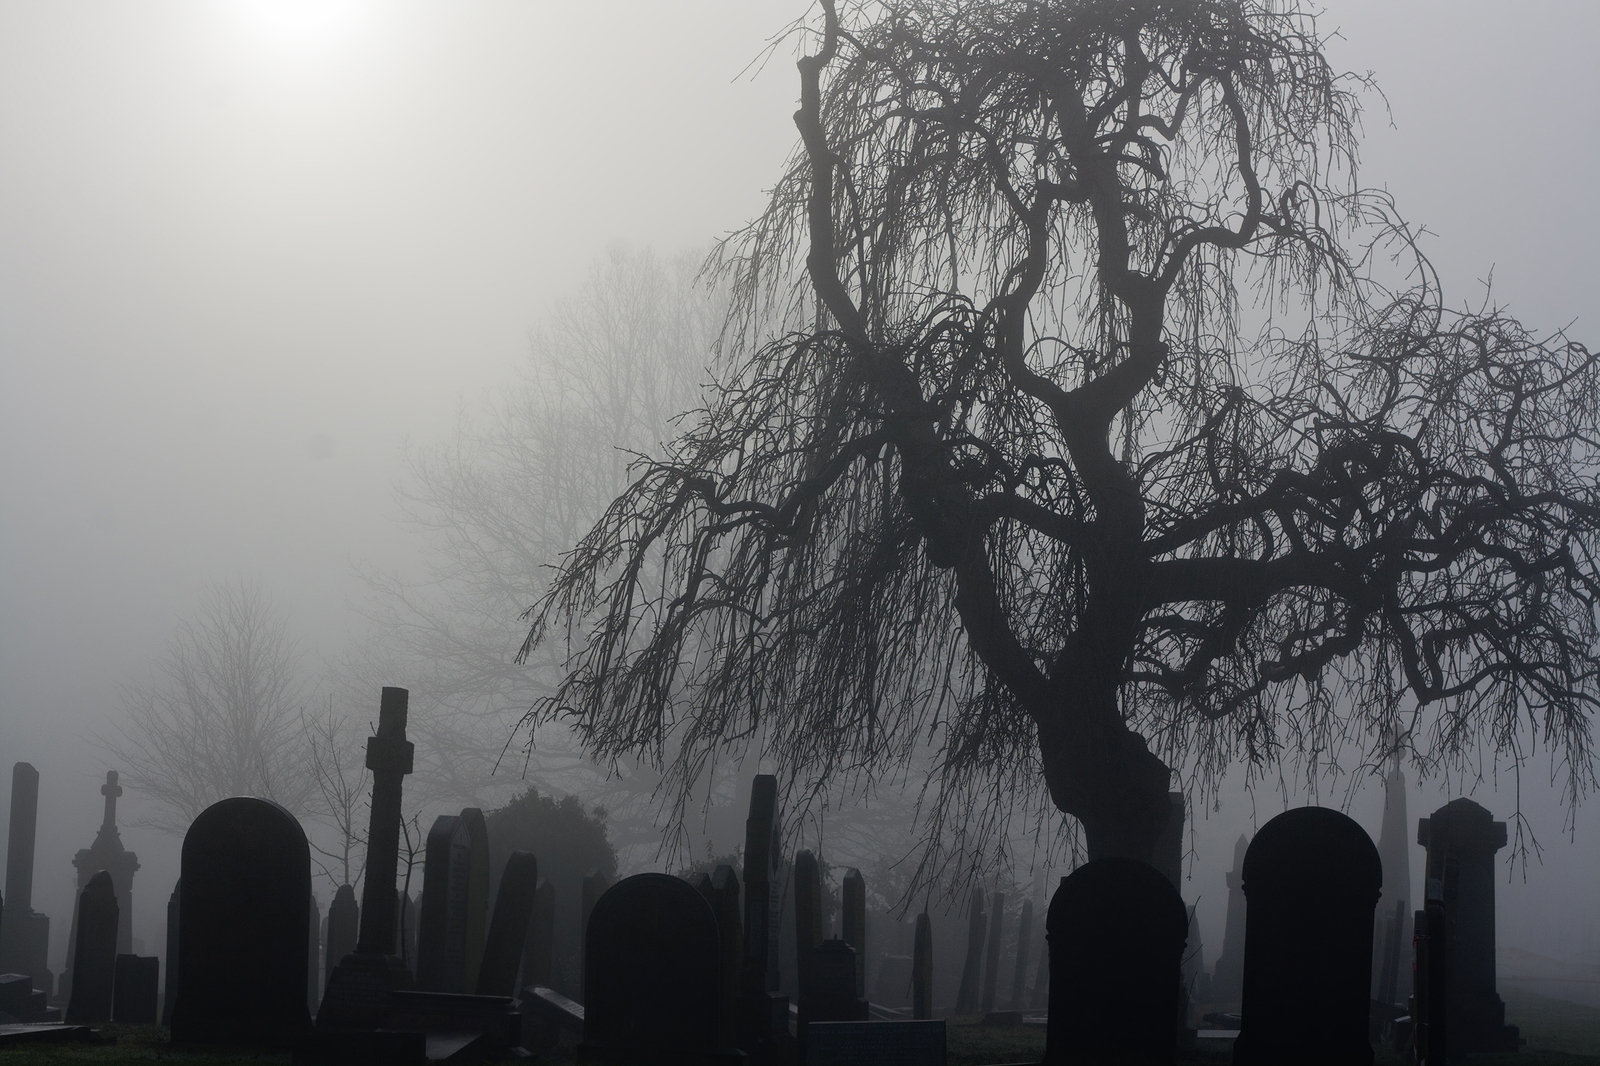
[1418, 799, 1519, 1055]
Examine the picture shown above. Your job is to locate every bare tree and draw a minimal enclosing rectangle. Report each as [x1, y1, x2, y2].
[522, 0, 1600, 874]
[302, 700, 370, 888]
[107, 578, 312, 833]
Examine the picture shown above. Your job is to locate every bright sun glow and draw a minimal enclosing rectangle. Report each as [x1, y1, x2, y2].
[231, 0, 369, 58]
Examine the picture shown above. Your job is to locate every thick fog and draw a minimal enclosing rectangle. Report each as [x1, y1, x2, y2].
[2, 0, 1597, 982]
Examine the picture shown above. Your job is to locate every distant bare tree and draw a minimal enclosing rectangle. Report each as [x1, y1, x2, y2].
[107, 578, 311, 833]
[302, 700, 369, 888]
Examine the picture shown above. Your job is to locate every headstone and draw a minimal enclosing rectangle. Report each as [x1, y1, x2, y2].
[160, 880, 179, 1026]
[738, 774, 788, 1061]
[1043, 858, 1186, 1066]
[458, 807, 490, 994]
[112, 954, 159, 1023]
[1418, 798, 1519, 1053]
[911, 914, 932, 1020]
[1375, 896, 1407, 1030]
[1153, 792, 1186, 890]
[522, 878, 555, 989]
[1008, 898, 1033, 1010]
[841, 868, 866, 1005]
[800, 938, 867, 1050]
[307, 892, 322, 1016]
[874, 954, 912, 1008]
[1233, 806, 1381, 1066]
[1208, 833, 1248, 1004]
[64, 771, 139, 1001]
[804, 1018, 945, 1066]
[578, 872, 736, 1063]
[954, 887, 985, 1014]
[1181, 904, 1204, 1006]
[0, 763, 52, 999]
[1414, 881, 1447, 1066]
[793, 849, 823, 999]
[416, 815, 471, 993]
[63, 871, 118, 1024]
[394, 890, 418, 968]
[1374, 751, 1413, 1001]
[579, 868, 609, 995]
[170, 797, 311, 1045]
[696, 864, 742, 1051]
[476, 851, 537, 996]
[980, 890, 1005, 1013]
[326, 884, 360, 984]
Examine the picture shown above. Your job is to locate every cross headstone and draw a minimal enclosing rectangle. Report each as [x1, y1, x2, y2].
[476, 851, 536, 996]
[65, 771, 139, 1002]
[841, 868, 866, 1006]
[980, 890, 1005, 1014]
[1418, 798, 1520, 1054]
[522, 877, 555, 989]
[161, 880, 179, 1026]
[170, 797, 311, 1045]
[325, 884, 360, 983]
[0, 762, 52, 999]
[1233, 806, 1381, 1066]
[416, 815, 472, 993]
[1209, 832, 1248, 1005]
[912, 913, 932, 1020]
[1043, 858, 1187, 1066]
[64, 870, 118, 1024]
[955, 887, 985, 1014]
[738, 774, 788, 1061]
[578, 872, 737, 1063]
[1008, 897, 1033, 1010]
[113, 954, 159, 1023]
[458, 807, 490, 993]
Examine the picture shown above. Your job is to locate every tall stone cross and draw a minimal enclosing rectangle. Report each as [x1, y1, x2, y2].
[355, 687, 414, 955]
[100, 772, 122, 831]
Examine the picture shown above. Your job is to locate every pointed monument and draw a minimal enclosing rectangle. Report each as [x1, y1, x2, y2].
[63, 771, 139, 1002]
[1374, 748, 1413, 1001]
[0, 763, 54, 998]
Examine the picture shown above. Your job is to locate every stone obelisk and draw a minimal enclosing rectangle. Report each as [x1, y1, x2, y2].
[0, 762, 53, 997]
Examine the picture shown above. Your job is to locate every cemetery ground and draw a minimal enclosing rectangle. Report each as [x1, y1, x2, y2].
[3, 991, 1600, 1066]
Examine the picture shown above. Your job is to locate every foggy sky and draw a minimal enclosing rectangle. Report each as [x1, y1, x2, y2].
[2, 2, 1597, 967]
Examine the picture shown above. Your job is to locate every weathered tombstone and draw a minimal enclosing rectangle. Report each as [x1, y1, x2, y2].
[458, 807, 490, 994]
[699, 864, 742, 1051]
[113, 954, 159, 1023]
[980, 890, 1005, 1013]
[1233, 806, 1381, 1066]
[394, 890, 418, 968]
[578, 872, 736, 1063]
[64, 771, 139, 1002]
[805, 1018, 946, 1066]
[912, 913, 932, 1020]
[325, 884, 360, 983]
[800, 938, 867, 1051]
[1208, 833, 1248, 1004]
[1414, 881, 1447, 1066]
[841, 868, 866, 1005]
[793, 850, 823, 997]
[170, 797, 311, 1045]
[954, 887, 985, 1014]
[1417, 798, 1519, 1054]
[579, 868, 610, 995]
[738, 774, 788, 1061]
[522, 878, 556, 989]
[874, 954, 913, 1008]
[64, 871, 118, 1024]
[307, 892, 322, 1016]
[1043, 858, 1186, 1066]
[1008, 898, 1033, 1010]
[0, 762, 53, 999]
[1374, 751, 1413, 1001]
[161, 880, 179, 1026]
[476, 851, 537, 996]
[416, 814, 471, 993]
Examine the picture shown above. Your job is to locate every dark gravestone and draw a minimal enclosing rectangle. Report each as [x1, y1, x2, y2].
[64, 871, 118, 1024]
[1210, 833, 1249, 1005]
[161, 881, 179, 1026]
[170, 797, 311, 1046]
[307, 893, 321, 1016]
[579, 868, 609, 994]
[1418, 798, 1519, 1054]
[578, 872, 736, 1063]
[476, 851, 537, 996]
[113, 954, 159, 1023]
[980, 890, 1005, 1013]
[325, 884, 360, 984]
[874, 954, 912, 1008]
[416, 814, 471, 993]
[805, 1018, 946, 1066]
[64, 772, 139, 1003]
[1374, 753, 1413, 1002]
[1043, 859, 1186, 1066]
[697, 865, 742, 1052]
[0, 763, 53, 999]
[911, 914, 932, 1020]
[0, 972, 30, 1019]
[395, 890, 418, 968]
[1234, 806, 1381, 1066]
[801, 938, 867, 1052]
[955, 887, 985, 1014]
[841, 868, 866, 1006]
[458, 807, 490, 994]
[522, 878, 556, 990]
[738, 774, 788, 1062]
[1008, 898, 1034, 1010]
[1414, 882, 1447, 1066]
[793, 850, 823, 1003]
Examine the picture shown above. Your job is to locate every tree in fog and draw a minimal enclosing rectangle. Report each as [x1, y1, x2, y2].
[302, 701, 369, 887]
[107, 578, 312, 833]
[523, 0, 1600, 869]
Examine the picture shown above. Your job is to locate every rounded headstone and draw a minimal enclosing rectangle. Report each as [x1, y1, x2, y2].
[1234, 806, 1382, 1066]
[1043, 858, 1187, 1066]
[171, 797, 312, 1046]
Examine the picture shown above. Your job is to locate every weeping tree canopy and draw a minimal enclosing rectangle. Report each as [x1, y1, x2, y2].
[521, 0, 1600, 875]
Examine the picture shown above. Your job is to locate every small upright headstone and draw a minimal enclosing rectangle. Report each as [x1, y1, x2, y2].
[1209, 833, 1249, 1004]
[1008, 898, 1034, 1010]
[841, 868, 866, 1005]
[793, 850, 823, 996]
[416, 814, 471, 993]
[579, 872, 736, 1063]
[1418, 798, 1519, 1054]
[113, 954, 159, 1023]
[64, 870, 118, 1024]
[1043, 859, 1186, 1066]
[912, 913, 932, 1020]
[955, 887, 985, 1014]
[476, 851, 537, 996]
[980, 890, 1005, 1013]
[307, 892, 322, 1016]
[800, 939, 868, 1053]
[161, 880, 179, 1026]
[0, 762, 52, 999]
[458, 807, 491, 993]
[522, 878, 555, 989]
[1374, 751, 1413, 1001]
[738, 775, 788, 1062]
[1233, 806, 1381, 1066]
[325, 884, 360, 983]
[170, 797, 312, 1046]
[698, 864, 742, 1051]
[65, 771, 139, 1001]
